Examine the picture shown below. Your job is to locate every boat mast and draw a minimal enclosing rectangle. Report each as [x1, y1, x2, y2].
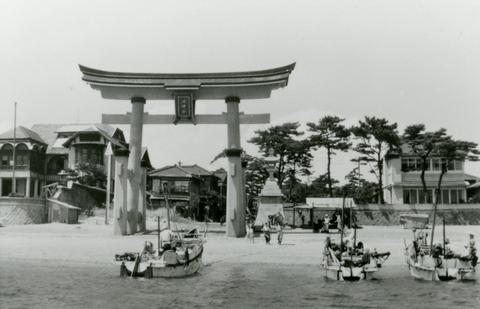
[340, 192, 345, 255]
[163, 183, 171, 229]
[157, 215, 161, 251]
[12, 102, 17, 195]
[442, 218, 446, 256]
[430, 164, 446, 254]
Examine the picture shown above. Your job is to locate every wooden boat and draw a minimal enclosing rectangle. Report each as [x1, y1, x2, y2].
[115, 214, 206, 278]
[115, 241, 203, 278]
[320, 196, 390, 281]
[321, 247, 390, 281]
[404, 227, 477, 281]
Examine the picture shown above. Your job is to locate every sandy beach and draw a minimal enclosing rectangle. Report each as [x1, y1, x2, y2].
[1, 217, 479, 267]
[1, 219, 480, 309]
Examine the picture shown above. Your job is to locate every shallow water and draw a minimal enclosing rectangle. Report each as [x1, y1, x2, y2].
[1, 260, 479, 309]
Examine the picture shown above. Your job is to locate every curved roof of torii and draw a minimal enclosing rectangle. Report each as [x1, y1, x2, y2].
[78, 63, 295, 100]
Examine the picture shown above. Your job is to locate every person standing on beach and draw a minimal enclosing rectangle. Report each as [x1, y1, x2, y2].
[277, 226, 284, 245]
[263, 222, 271, 244]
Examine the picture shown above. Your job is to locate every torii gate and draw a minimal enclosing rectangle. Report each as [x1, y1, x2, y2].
[79, 63, 295, 237]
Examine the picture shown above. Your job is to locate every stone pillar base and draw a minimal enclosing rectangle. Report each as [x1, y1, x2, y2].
[225, 148, 246, 237]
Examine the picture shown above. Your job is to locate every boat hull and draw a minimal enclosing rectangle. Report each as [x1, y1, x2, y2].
[406, 257, 476, 281]
[121, 257, 202, 278]
[117, 245, 204, 278]
[320, 264, 378, 281]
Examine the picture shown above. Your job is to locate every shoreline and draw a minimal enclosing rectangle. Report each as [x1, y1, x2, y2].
[2, 221, 479, 268]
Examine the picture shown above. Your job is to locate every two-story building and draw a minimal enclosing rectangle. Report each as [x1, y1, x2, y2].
[0, 123, 130, 196]
[0, 126, 48, 197]
[383, 145, 470, 204]
[31, 124, 129, 184]
[148, 164, 225, 219]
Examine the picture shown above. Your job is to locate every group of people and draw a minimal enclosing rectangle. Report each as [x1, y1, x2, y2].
[323, 231, 373, 267]
[244, 212, 286, 245]
[411, 230, 477, 267]
[261, 221, 285, 245]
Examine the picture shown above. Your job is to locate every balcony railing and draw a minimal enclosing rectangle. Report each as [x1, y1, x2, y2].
[151, 190, 189, 197]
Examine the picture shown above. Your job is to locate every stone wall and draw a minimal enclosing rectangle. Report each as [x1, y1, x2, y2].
[0, 197, 46, 225]
[46, 199, 80, 224]
[284, 204, 480, 226]
[55, 183, 99, 212]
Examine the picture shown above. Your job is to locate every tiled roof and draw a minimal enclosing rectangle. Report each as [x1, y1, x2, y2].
[31, 123, 123, 154]
[149, 164, 213, 178]
[149, 165, 193, 178]
[464, 173, 480, 182]
[181, 164, 212, 176]
[0, 126, 46, 144]
[31, 124, 65, 147]
[56, 124, 116, 137]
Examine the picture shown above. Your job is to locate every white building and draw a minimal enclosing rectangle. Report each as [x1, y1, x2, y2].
[383, 145, 468, 204]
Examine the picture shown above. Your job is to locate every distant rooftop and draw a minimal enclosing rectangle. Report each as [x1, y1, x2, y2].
[31, 123, 122, 154]
[0, 126, 46, 144]
[149, 164, 215, 178]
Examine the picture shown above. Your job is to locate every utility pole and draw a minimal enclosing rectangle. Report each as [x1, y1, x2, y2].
[105, 142, 113, 225]
[12, 102, 17, 195]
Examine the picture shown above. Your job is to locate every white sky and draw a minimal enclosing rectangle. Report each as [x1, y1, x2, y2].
[1, 0, 479, 182]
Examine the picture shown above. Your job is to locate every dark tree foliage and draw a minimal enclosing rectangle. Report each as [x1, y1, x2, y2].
[211, 151, 269, 212]
[428, 138, 479, 251]
[307, 116, 351, 197]
[67, 162, 107, 188]
[351, 116, 400, 204]
[199, 189, 224, 222]
[248, 122, 313, 201]
[307, 173, 339, 197]
[344, 167, 378, 204]
[402, 124, 448, 195]
[243, 154, 269, 210]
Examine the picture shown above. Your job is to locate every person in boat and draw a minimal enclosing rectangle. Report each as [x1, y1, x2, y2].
[142, 241, 155, 256]
[263, 222, 271, 245]
[355, 241, 364, 255]
[321, 214, 330, 233]
[330, 213, 338, 230]
[160, 227, 177, 251]
[461, 233, 478, 266]
[442, 238, 456, 258]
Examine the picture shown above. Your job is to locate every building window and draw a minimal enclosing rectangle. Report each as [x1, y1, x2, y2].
[0, 144, 13, 168]
[458, 190, 465, 203]
[403, 189, 418, 204]
[1, 155, 10, 167]
[174, 181, 189, 193]
[418, 189, 433, 204]
[152, 179, 161, 193]
[403, 189, 410, 204]
[76, 146, 103, 165]
[402, 158, 419, 172]
[454, 160, 463, 171]
[447, 159, 455, 171]
[432, 158, 441, 171]
[450, 189, 457, 204]
[441, 190, 450, 204]
[79, 133, 100, 142]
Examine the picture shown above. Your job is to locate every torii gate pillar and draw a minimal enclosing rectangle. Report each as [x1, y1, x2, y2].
[126, 97, 145, 234]
[225, 96, 246, 237]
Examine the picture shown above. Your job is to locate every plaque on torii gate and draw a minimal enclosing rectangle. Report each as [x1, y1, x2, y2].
[79, 63, 295, 237]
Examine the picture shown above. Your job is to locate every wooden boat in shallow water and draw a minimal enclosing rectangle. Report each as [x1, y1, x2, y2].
[115, 241, 203, 278]
[321, 247, 390, 281]
[403, 214, 477, 281]
[405, 239, 477, 281]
